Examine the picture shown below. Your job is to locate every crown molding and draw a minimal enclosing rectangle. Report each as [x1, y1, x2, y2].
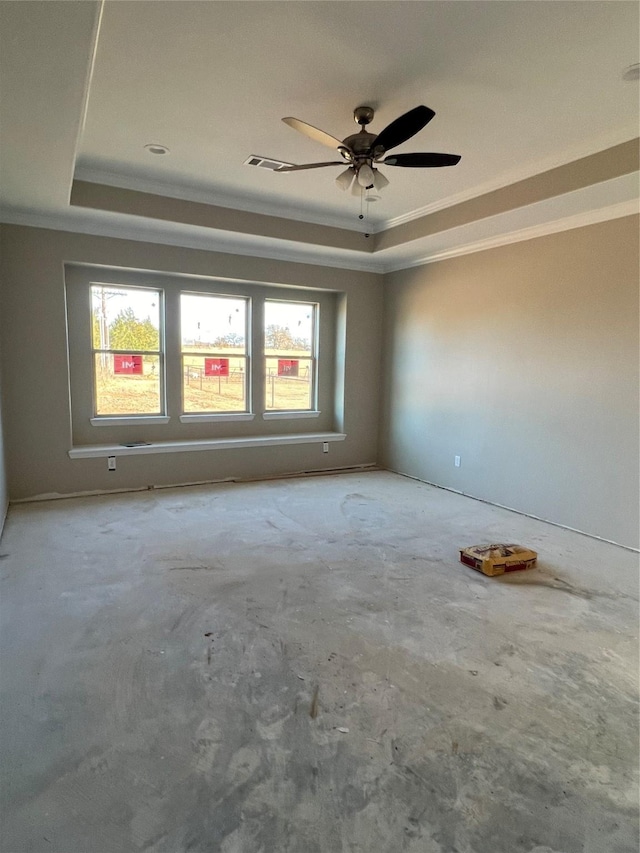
[2, 167, 636, 275]
[379, 200, 639, 273]
[0, 207, 382, 273]
[3, 196, 635, 278]
[383, 126, 639, 229]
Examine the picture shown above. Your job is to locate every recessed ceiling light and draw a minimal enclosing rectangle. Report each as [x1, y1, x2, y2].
[144, 143, 170, 155]
[622, 63, 640, 82]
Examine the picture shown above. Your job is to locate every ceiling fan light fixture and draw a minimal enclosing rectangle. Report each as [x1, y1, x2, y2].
[357, 163, 375, 188]
[372, 169, 389, 190]
[335, 167, 354, 191]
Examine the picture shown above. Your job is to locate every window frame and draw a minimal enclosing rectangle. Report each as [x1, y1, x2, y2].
[179, 291, 251, 417]
[263, 297, 319, 414]
[65, 264, 338, 448]
[89, 283, 166, 420]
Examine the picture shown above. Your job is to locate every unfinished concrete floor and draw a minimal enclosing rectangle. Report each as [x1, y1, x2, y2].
[0, 470, 638, 853]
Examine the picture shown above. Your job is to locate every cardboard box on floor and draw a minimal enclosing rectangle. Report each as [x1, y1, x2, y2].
[460, 544, 537, 577]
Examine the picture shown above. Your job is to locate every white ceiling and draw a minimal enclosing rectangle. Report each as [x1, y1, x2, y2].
[1, 1, 638, 268]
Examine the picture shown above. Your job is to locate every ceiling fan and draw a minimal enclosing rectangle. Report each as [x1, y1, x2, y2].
[277, 105, 460, 193]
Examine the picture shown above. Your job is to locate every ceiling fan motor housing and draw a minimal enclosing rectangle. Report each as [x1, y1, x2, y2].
[341, 131, 378, 157]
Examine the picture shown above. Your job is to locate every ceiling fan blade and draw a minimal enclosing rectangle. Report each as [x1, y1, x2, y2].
[282, 117, 344, 150]
[277, 161, 345, 172]
[383, 152, 461, 167]
[372, 106, 435, 153]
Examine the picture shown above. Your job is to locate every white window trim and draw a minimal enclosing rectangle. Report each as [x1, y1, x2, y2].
[179, 413, 256, 424]
[262, 410, 321, 420]
[68, 432, 346, 459]
[90, 416, 171, 427]
[91, 283, 167, 419]
[66, 266, 338, 446]
[265, 298, 318, 414]
[180, 291, 250, 419]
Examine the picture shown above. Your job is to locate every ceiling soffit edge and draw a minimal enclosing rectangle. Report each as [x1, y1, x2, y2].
[375, 138, 640, 252]
[2, 142, 636, 274]
[72, 166, 369, 233]
[70, 180, 374, 254]
[2, 186, 635, 277]
[0, 206, 381, 274]
[67, 1, 104, 207]
[68, 138, 639, 260]
[73, 127, 639, 236]
[378, 199, 639, 274]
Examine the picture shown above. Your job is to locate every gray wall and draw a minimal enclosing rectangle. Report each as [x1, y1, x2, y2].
[380, 216, 640, 549]
[2, 218, 638, 550]
[0, 265, 7, 537]
[0, 225, 382, 500]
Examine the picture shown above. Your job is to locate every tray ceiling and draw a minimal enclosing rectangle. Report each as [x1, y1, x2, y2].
[1, 1, 638, 270]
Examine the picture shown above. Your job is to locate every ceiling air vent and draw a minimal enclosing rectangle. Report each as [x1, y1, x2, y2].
[244, 155, 292, 171]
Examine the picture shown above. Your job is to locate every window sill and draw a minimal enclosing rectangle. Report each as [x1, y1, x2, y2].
[90, 416, 170, 427]
[180, 413, 255, 424]
[68, 431, 346, 459]
[262, 410, 321, 420]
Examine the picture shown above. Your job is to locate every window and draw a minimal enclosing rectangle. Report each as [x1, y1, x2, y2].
[65, 265, 338, 447]
[91, 284, 164, 416]
[265, 299, 317, 411]
[180, 293, 248, 414]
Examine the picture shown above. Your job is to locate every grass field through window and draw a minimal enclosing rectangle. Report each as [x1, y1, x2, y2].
[94, 347, 312, 415]
[91, 287, 316, 417]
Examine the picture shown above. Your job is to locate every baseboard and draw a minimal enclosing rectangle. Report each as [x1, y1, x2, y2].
[8, 463, 379, 506]
[388, 468, 639, 554]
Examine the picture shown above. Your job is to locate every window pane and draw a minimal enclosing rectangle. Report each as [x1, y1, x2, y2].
[180, 295, 248, 413]
[181, 294, 246, 353]
[91, 286, 160, 351]
[264, 301, 313, 356]
[183, 356, 247, 413]
[265, 301, 315, 410]
[94, 354, 161, 415]
[265, 357, 312, 410]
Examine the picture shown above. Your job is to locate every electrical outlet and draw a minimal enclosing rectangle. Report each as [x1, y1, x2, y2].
[454, 455, 461, 467]
[322, 442, 329, 453]
[107, 456, 116, 471]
